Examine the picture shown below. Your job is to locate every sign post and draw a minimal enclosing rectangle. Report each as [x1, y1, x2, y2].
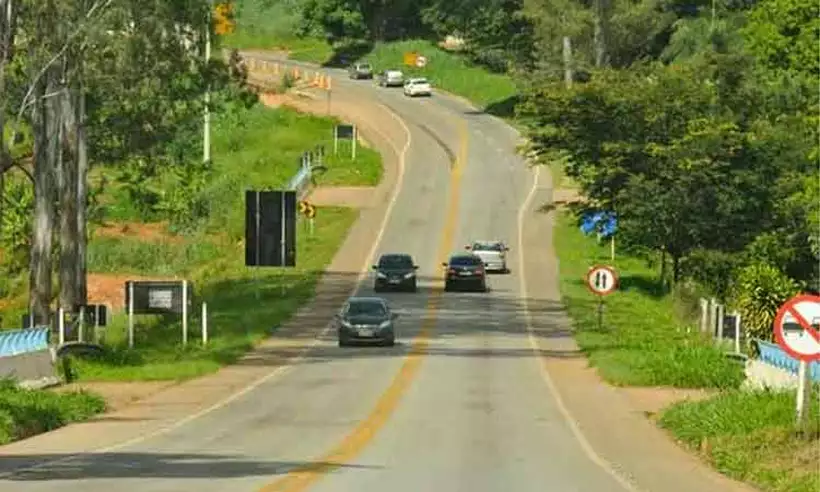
[334, 124, 356, 159]
[772, 294, 820, 435]
[585, 265, 618, 331]
[125, 280, 193, 348]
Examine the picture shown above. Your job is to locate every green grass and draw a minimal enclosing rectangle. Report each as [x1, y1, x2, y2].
[0, 380, 106, 444]
[88, 237, 222, 276]
[68, 104, 378, 381]
[320, 147, 383, 186]
[553, 211, 744, 389]
[660, 390, 820, 492]
[221, 0, 332, 62]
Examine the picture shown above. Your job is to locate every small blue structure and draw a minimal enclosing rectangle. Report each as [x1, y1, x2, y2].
[0, 327, 51, 358]
[755, 339, 820, 382]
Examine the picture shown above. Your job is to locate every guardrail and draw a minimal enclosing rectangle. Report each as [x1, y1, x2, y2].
[754, 339, 820, 382]
[0, 327, 50, 357]
[0, 326, 60, 388]
[287, 160, 313, 199]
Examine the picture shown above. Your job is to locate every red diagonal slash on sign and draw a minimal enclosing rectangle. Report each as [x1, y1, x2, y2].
[785, 301, 820, 344]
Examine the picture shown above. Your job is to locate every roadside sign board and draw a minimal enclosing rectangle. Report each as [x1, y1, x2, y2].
[773, 294, 820, 362]
[586, 265, 618, 296]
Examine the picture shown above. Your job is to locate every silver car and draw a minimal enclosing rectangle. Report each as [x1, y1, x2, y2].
[378, 69, 404, 87]
[465, 240, 509, 273]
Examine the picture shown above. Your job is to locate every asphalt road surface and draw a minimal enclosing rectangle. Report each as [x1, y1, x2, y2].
[0, 60, 631, 492]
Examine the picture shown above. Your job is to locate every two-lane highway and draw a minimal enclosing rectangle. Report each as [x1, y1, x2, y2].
[0, 57, 631, 492]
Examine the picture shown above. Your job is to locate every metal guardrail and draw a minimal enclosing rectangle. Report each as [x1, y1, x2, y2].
[287, 160, 313, 199]
[0, 327, 50, 358]
[754, 338, 820, 381]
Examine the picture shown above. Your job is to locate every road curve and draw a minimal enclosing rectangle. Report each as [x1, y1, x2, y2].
[0, 57, 631, 491]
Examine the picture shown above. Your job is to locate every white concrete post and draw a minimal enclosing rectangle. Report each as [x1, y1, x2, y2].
[182, 280, 189, 347]
[58, 307, 65, 346]
[128, 281, 135, 349]
[201, 302, 208, 346]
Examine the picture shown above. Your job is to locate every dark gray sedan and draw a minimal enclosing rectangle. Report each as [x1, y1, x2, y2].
[335, 297, 398, 347]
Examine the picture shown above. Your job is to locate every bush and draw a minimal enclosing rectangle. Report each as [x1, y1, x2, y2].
[729, 262, 801, 341]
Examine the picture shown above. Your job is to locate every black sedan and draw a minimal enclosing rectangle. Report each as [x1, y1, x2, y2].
[442, 253, 488, 292]
[335, 296, 398, 347]
[372, 253, 419, 292]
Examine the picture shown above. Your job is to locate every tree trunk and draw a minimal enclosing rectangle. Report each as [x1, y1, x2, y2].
[58, 85, 79, 311]
[593, 0, 611, 67]
[29, 67, 60, 324]
[75, 87, 88, 305]
[672, 255, 681, 284]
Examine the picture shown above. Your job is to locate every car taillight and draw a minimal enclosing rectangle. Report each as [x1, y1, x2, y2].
[476, 266, 485, 274]
[448, 268, 457, 274]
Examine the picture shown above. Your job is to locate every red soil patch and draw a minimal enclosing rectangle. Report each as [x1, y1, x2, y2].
[258, 92, 290, 108]
[93, 221, 182, 243]
[87, 273, 180, 313]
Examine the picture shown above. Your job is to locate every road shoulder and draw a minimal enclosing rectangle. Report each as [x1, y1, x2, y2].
[521, 178, 758, 492]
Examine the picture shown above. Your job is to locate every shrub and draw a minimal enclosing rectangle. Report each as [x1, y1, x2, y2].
[729, 262, 801, 341]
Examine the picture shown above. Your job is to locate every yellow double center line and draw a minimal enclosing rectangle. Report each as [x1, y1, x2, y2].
[259, 117, 469, 492]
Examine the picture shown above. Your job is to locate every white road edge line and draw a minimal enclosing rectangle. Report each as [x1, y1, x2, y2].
[0, 100, 412, 478]
[518, 165, 641, 492]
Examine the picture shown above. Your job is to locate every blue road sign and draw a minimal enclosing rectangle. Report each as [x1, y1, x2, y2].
[580, 211, 617, 238]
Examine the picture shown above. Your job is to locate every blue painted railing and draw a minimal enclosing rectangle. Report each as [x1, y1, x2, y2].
[754, 339, 820, 382]
[0, 327, 50, 358]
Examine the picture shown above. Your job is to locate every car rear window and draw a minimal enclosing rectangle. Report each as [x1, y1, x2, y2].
[473, 242, 503, 251]
[450, 256, 482, 266]
[358, 64, 371, 69]
[411, 78, 428, 84]
[346, 301, 386, 316]
[379, 255, 412, 268]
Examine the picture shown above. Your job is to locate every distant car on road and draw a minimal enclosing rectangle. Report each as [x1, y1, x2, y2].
[442, 253, 488, 292]
[378, 69, 405, 87]
[348, 62, 373, 80]
[465, 240, 509, 273]
[373, 253, 419, 292]
[404, 78, 432, 97]
[335, 297, 398, 347]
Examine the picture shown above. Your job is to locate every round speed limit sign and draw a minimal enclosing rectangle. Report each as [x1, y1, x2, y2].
[586, 265, 618, 296]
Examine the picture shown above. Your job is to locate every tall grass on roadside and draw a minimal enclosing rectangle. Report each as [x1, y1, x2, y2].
[0, 380, 106, 444]
[553, 211, 744, 389]
[660, 389, 820, 492]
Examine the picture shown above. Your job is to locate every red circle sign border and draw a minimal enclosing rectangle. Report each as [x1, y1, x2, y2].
[773, 294, 820, 362]
[586, 265, 618, 296]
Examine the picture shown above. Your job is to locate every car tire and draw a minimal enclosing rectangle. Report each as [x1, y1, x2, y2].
[383, 337, 395, 347]
[338, 337, 348, 347]
[409, 282, 417, 293]
[374, 284, 382, 292]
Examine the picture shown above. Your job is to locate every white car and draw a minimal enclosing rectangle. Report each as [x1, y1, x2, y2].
[403, 78, 432, 97]
[465, 240, 509, 273]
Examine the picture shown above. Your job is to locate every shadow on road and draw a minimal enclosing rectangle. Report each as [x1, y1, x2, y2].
[0, 453, 378, 481]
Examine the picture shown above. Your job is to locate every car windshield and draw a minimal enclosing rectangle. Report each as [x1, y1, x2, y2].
[378, 255, 412, 268]
[450, 255, 482, 266]
[473, 242, 504, 252]
[345, 300, 387, 317]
